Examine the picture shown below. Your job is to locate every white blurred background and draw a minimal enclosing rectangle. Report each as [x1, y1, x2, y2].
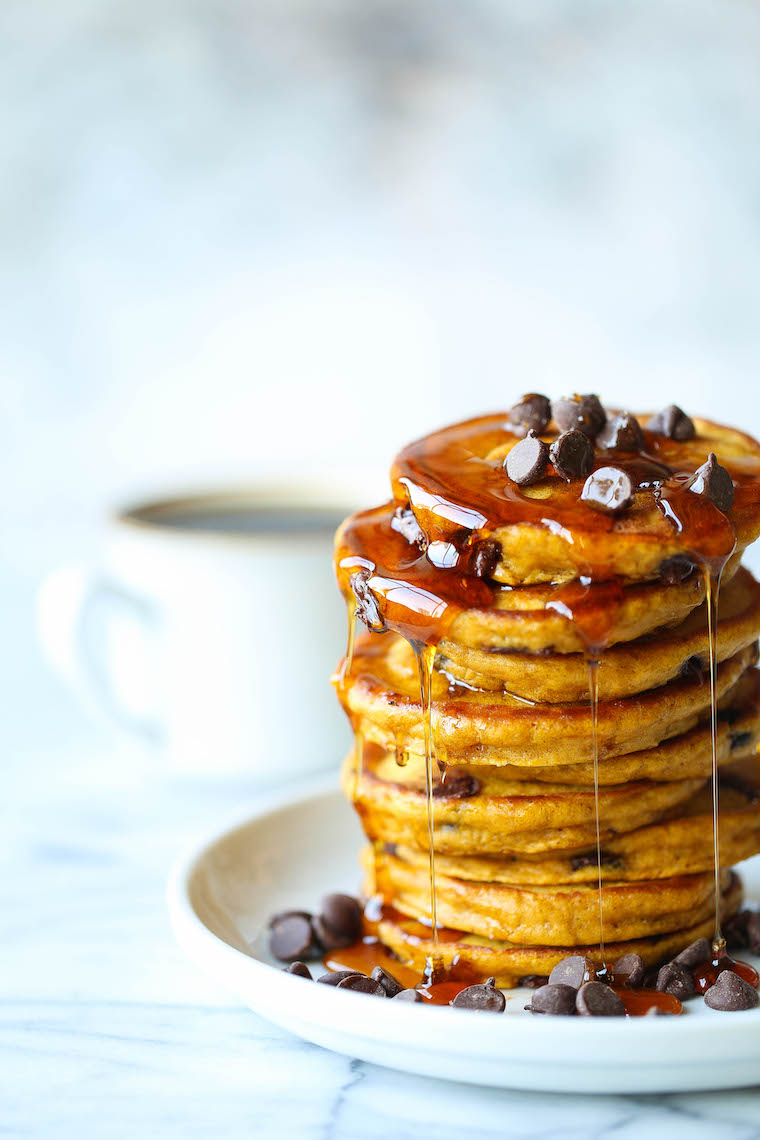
[4, 0, 760, 770]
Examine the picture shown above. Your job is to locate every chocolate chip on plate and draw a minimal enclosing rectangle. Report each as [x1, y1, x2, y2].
[391, 506, 427, 549]
[612, 953, 645, 988]
[314, 893, 363, 950]
[690, 452, 735, 512]
[548, 955, 593, 990]
[526, 983, 577, 1016]
[268, 909, 312, 928]
[336, 974, 387, 997]
[704, 970, 760, 1011]
[270, 913, 321, 962]
[581, 466, 634, 514]
[576, 981, 625, 1017]
[649, 405, 696, 441]
[316, 970, 364, 986]
[350, 568, 386, 632]
[656, 961, 697, 1000]
[394, 988, 423, 1002]
[519, 974, 550, 989]
[509, 393, 551, 436]
[504, 431, 549, 486]
[549, 429, 595, 482]
[748, 911, 760, 955]
[468, 538, 501, 579]
[674, 938, 711, 969]
[552, 394, 607, 438]
[371, 966, 404, 998]
[284, 961, 313, 979]
[597, 413, 644, 453]
[723, 909, 751, 950]
[659, 554, 696, 584]
[451, 977, 506, 1012]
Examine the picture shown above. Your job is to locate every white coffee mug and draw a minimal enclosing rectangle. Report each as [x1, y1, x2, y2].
[37, 483, 360, 781]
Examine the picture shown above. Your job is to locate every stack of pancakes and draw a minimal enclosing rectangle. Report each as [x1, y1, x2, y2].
[334, 408, 760, 987]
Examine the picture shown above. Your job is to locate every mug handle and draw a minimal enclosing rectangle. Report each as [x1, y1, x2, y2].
[36, 564, 162, 742]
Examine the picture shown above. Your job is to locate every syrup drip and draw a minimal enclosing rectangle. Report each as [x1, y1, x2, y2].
[692, 946, 760, 994]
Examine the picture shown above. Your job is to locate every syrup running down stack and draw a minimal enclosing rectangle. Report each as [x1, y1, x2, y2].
[332, 398, 760, 1009]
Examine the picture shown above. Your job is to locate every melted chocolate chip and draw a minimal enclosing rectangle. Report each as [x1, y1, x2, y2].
[704, 970, 760, 1011]
[570, 850, 622, 872]
[432, 773, 481, 799]
[548, 955, 593, 990]
[613, 953, 645, 987]
[371, 966, 404, 998]
[284, 961, 313, 979]
[576, 981, 625, 1017]
[549, 429, 595, 481]
[336, 974, 387, 997]
[730, 731, 753, 752]
[674, 938, 711, 969]
[581, 466, 634, 514]
[504, 430, 549, 486]
[656, 961, 697, 1000]
[597, 412, 644, 452]
[350, 568, 386, 632]
[552, 394, 607, 438]
[690, 452, 735, 512]
[451, 976, 506, 1012]
[390, 506, 427, 549]
[270, 914, 321, 962]
[394, 988, 422, 1002]
[659, 554, 696, 585]
[468, 538, 501, 579]
[680, 655, 707, 683]
[508, 393, 551, 436]
[649, 405, 696, 441]
[526, 983, 577, 1016]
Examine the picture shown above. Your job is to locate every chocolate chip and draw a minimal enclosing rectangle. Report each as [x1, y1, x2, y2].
[525, 983, 577, 1016]
[552, 394, 607, 438]
[284, 961, 313, 979]
[370, 966, 404, 998]
[451, 977, 506, 1012]
[570, 850, 622, 872]
[659, 554, 696, 584]
[690, 452, 735, 513]
[350, 568, 386, 632]
[680, 655, 707, 683]
[649, 405, 696, 441]
[747, 912, 760, 955]
[613, 953, 645, 988]
[519, 974, 550, 989]
[504, 431, 549, 486]
[268, 909, 312, 929]
[394, 988, 423, 1002]
[576, 981, 625, 1017]
[432, 772, 480, 799]
[549, 429, 595, 481]
[656, 961, 697, 1000]
[674, 938, 711, 969]
[509, 393, 551, 436]
[581, 466, 634, 514]
[317, 894, 363, 949]
[270, 914, 321, 962]
[316, 970, 364, 986]
[723, 910, 751, 950]
[468, 538, 501, 579]
[548, 955, 593, 990]
[718, 770, 760, 804]
[336, 974, 387, 996]
[730, 731, 753, 752]
[597, 413, 644, 453]
[391, 506, 427, 549]
[704, 970, 760, 1011]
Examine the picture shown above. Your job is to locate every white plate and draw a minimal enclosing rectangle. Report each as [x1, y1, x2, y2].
[168, 779, 760, 1094]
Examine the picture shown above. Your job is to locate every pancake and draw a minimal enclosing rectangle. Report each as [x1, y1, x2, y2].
[366, 846, 732, 946]
[373, 874, 743, 989]
[339, 634, 758, 768]
[437, 566, 760, 703]
[345, 745, 704, 856]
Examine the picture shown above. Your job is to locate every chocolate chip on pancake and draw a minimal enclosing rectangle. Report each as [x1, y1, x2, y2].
[337, 974, 387, 996]
[690, 452, 735, 513]
[504, 431, 549, 486]
[548, 955, 593, 990]
[656, 961, 697, 1000]
[674, 938, 711, 969]
[549, 429, 595, 481]
[317, 970, 364, 986]
[371, 966, 404, 998]
[451, 977, 506, 1012]
[649, 404, 696, 441]
[552, 394, 607, 438]
[317, 894, 363, 947]
[704, 970, 760, 1011]
[613, 953, 645, 987]
[270, 914, 321, 962]
[730, 731, 753, 752]
[350, 568, 386, 632]
[284, 961, 313, 979]
[394, 988, 422, 1002]
[432, 772, 480, 799]
[581, 466, 634, 514]
[576, 981, 625, 1017]
[659, 554, 696, 584]
[597, 413, 644, 453]
[391, 506, 427, 549]
[508, 393, 551, 436]
[468, 538, 501, 579]
[526, 983, 577, 1016]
